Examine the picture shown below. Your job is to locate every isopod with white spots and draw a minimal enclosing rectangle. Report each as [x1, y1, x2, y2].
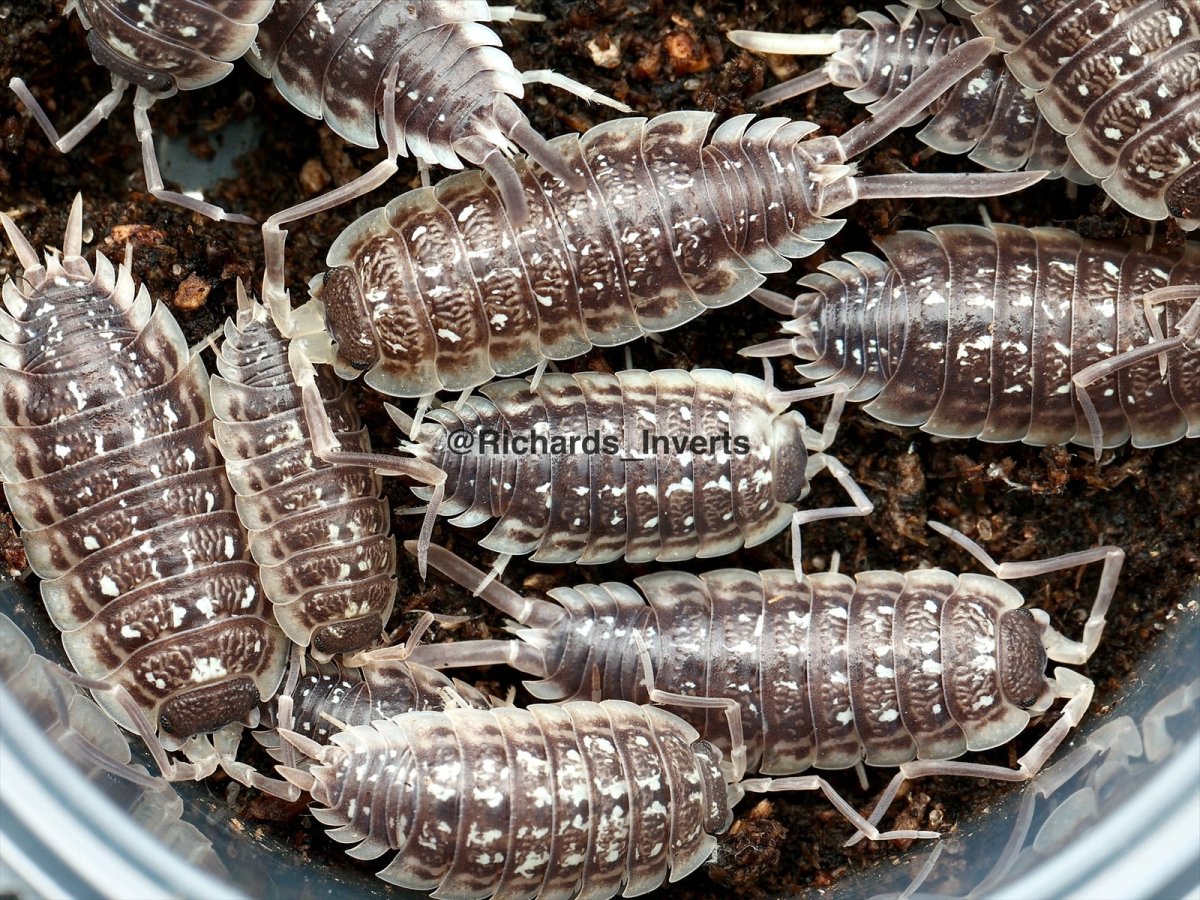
[743, 223, 1200, 457]
[0, 197, 288, 782]
[733, 0, 1200, 228]
[403, 526, 1123, 799]
[288, 39, 1044, 406]
[389, 367, 873, 576]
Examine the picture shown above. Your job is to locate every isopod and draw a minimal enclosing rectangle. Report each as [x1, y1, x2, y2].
[276, 698, 934, 899]
[742, 223, 1200, 457]
[9, 0, 269, 223]
[403, 521, 1122, 795]
[250, 0, 631, 303]
[0, 197, 288, 783]
[0, 611, 225, 878]
[729, 5, 1089, 183]
[211, 284, 405, 659]
[388, 367, 873, 575]
[285, 39, 1043, 405]
[733, 0, 1200, 227]
[249, 612, 493, 799]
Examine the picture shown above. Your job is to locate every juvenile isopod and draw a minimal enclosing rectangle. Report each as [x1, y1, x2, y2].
[741, 223, 1199, 457]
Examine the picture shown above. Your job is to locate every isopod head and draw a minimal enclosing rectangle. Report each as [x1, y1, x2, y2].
[158, 677, 261, 738]
[771, 411, 812, 503]
[318, 267, 378, 376]
[998, 608, 1052, 713]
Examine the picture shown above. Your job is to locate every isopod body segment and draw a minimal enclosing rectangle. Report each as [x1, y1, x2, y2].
[744, 224, 1200, 455]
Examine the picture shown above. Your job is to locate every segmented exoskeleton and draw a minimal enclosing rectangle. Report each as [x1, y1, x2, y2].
[0, 198, 288, 782]
[406, 528, 1122, 798]
[211, 287, 399, 660]
[730, 5, 1089, 183]
[276, 698, 932, 899]
[389, 368, 873, 573]
[734, 0, 1200, 227]
[250, 0, 631, 307]
[287, 40, 1042, 406]
[0, 612, 225, 878]
[9, 0, 270, 223]
[743, 224, 1200, 456]
[253, 616, 492, 773]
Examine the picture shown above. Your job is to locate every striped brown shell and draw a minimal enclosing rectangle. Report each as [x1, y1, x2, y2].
[0, 199, 288, 743]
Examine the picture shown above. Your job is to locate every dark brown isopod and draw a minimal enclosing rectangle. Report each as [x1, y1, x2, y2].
[283, 41, 1043, 405]
[407, 524, 1122, 810]
[733, 0, 1200, 228]
[389, 367, 873, 576]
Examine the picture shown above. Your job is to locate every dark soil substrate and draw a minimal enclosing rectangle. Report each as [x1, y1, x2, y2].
[2, 1, 1197, 898]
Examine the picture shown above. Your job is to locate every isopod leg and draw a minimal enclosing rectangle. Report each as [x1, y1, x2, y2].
[793, 451, 874, 577]
[739, 775, 940, 843]
[131, 89, 255, 225]
[633, 633, 748, 782]
[1072, 291, 1200, 459]
[9, 73, 129, 154]
[927, 520, 1124, 663]
[404, 540, 564, 629]
[520, 70, 632, 112]
[847, 668, 1095, 848]
[211, 726, 302, 801]
[262, 57, 404, 329]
